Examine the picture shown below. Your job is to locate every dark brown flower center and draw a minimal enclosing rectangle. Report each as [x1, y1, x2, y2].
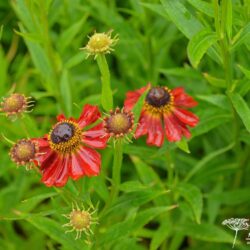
[146, 87, 170, 107]
[51, 122, 74, 144]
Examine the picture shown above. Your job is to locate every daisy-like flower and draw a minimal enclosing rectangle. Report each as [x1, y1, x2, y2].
[81, 30, 119, 58]
[0, 93, 34, 120]
[34, 104, 108, 187]
[63, 203, 98, 241]
[103, 107, 134, 141]
[124, 84, 199, 147]
[9, 139, 39, 170]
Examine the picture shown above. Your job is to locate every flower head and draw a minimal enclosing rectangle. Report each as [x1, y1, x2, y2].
[222, 218, 249, 231]
[33, 104, 108, 187]
[81, 30, 118, 58]
[0, 93, 34, 120]
[124, 84, 199, 147]
[63, 203, 98, 240]
[9, 139, 39, 169]
[103, 107, 134, 140]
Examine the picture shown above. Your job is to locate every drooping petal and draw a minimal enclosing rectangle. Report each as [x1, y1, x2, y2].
[41, 155, 65, 187]
[163, 113, 182, 142]
[124, 84, 150, 111]
[82, 123, 108, 149]
[71, 153, 85, 180]
[77, 104, 101, 129]
[173, 108, 199, 127]
[40, 150, 58, 171]
[77, 147, 101, 176]
[172, 87, 198, 108]
[54, 156, 70, 187]
[146, 113, 164, 147]
[70, 147, 101, 178]
[135, 110, 149, 138]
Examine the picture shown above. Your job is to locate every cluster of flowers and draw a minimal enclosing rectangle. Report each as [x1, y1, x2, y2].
[0, 31, 199, 239]
[2, 84, 199, 187]
[1, 31, 199, 188]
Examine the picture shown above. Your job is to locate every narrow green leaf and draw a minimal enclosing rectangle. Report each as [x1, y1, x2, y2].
[203, 73, 226, 88]
[60, 70, 72, 116]
[26, 216, 85, 250]
[187, 29, 218, 68]
[231, 22, 250, 51]
[238, 64, 250, 79]
[160, 0, 203, 39]
[141, 3, 170, 19]
[176, 223, 234, 243]
[132, 86, 149, 125]
[196, 94, 231, 110]
[96, 54, 113, 111]
[0, 25, 3, 41]
[177, 183, 203, 224]
[176, 139, 190, 153]
[187, 0, 214, 17]
[58, 15, 88, 52]
[229, 93, 250, 132]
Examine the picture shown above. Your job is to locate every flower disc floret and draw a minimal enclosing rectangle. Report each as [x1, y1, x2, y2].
[10, 139, 38, 168]
[104, 107, 134, 138]
[0, 93, 34, 118]
[48, 121, 82, 155]
[82, 30, 119, 58]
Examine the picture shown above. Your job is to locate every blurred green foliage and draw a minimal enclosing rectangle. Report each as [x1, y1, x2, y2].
[1, 0, 250, 249]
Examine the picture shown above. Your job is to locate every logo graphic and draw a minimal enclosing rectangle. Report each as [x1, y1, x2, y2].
[222, 218, 249, 248]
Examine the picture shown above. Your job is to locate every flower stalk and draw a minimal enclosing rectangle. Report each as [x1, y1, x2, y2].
[96, 54, 113, 111]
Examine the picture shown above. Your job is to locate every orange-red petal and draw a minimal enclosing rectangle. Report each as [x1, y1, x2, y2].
[82, 123, 108, 149]
[77, 104, 101, 129]
[172, 87, 198, 108]
[173, 107, 199, 127]
[163, 114, 182, 142]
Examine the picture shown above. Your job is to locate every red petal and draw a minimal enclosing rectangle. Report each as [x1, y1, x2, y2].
[124, 84, 150, 111]
[41, 155, 69, 187]
[163, 113, 182, 142]
[77, 104, 101, 129]
[146, 114, 164, 147]
[40, 150, 58, 171]
[173, 108, 199, 127]
[82, 123, 108, 149]
[71, 147, 101, 179]
[57, 114, 66, 121]
[135, 110, 149, 138]
[172, 87, 198, 108]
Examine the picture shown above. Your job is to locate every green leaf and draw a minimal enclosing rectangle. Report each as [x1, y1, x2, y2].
[141, 3, 170, 19]
[99, 206, 176, 245]
[176, 139, 190, 153]
[96, 54, 113, 111]
[196, 94, 231, 110]
[26, 216, 86, 250]
[150, 220, 171, 250]
[0, 25, 3, 41]
[58, 15, 88, 52]
[132, 86, 149, 125]
[231, 22, 250, 51]
[177, 183, 203, 224]
[120, 181, 147, 193]
[176, 223, 234, 243]
[203, 73, 226, 88]
[187, 0, 214, 17]
[208, 188, 250, 206]
[238, 64, 250, 79]
[160, 0, 203, 39]
[60, 70, 72, 116]
[229, 93, 250, 132]
[187, 29, 218, 68]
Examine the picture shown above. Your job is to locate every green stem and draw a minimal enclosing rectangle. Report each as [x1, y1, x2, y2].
[96, 54, 113, 111]
[110, 139, 123, 203]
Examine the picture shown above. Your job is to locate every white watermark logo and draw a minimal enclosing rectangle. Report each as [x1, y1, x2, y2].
[222, 218, 249, 248]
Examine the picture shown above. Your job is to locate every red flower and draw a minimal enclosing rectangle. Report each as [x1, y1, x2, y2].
[33, 104, 108, 187]
[124, 84, 199, 147]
